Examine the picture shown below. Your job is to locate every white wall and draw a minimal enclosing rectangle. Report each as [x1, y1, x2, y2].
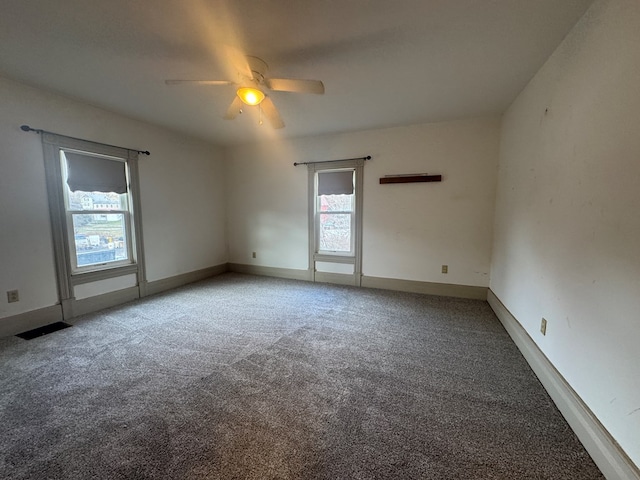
[0, 76, 227, 320]
[491, 0, 640, 466]
[226, 116, 500, 287]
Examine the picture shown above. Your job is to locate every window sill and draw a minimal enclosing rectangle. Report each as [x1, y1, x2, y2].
[70, 263, 139, 286]
[314, 253, 355, 264]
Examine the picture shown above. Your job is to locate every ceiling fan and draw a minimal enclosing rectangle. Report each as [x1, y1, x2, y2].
[165, 55, 325, 129]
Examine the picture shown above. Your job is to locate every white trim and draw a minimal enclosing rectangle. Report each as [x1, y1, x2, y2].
[362, 275, 488, 300]
[127, 149, 147, 297]
[313, 253, 355, 264]
[487, 290, 640, 480]
[228, 263, 487, 299]
[145, 264, 229, 296]
[41, 133, 146, 309]
[70, 264, 139, 285]
[307, 159, 364, 286]
[228, 263, 312, 282]
[353, 161, 364, 286]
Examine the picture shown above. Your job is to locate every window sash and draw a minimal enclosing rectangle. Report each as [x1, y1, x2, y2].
[66, 211, 134, 273]
[316, 211, 355, 255]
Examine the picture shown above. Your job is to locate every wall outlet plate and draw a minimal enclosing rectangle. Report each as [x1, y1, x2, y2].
[441, 265, 448, 274]
[541, 317, 547, 335]
[7, 290, 19, 303]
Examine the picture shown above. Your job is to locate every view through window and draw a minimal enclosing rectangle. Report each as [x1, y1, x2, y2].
[318, 193, 354, 252]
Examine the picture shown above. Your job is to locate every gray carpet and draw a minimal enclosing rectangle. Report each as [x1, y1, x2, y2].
[0, 273, 603, 479]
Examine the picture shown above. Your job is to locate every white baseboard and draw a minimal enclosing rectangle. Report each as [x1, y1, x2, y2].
[228, 263, 488, 300]
[362, 275, 488, 300]
[487, 290, 640, 480]
[145, 263, 229, 296]
[0, 305, 63, 338]
[228, 263, 312, 281]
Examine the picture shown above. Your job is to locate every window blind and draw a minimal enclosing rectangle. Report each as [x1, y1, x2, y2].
[317, 170, 354, 195]
[65, 151, 128, 194]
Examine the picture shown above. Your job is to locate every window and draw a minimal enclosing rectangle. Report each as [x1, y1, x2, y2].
[307, 159, 364, 286]
[60, 150, 134, 272]
[316, 170, 355, 254]
[42, 132, 145, 318]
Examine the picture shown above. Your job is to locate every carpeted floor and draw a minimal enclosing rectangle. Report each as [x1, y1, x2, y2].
[0, 273, 603, 479]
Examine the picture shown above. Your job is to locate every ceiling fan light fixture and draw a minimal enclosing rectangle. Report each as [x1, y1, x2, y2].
[237, 87, 265, 106]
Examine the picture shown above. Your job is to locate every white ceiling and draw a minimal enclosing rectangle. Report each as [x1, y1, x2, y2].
[0, 0, 594, 147]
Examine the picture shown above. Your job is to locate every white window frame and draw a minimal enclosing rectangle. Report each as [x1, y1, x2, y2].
[315, 169, 356, 256]
[60, 150, 136, 274]
[42, 133, 146, 318]
[307, 159, 364, 286]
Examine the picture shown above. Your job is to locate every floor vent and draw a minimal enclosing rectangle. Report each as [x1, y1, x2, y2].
[17, 322, 72, 340]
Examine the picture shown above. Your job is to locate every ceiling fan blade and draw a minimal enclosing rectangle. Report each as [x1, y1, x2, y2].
[261, 97, 285, 129]
[165, 80, 234, 86]
[224, 96, 244, 120]
[265, 78, 325, 95]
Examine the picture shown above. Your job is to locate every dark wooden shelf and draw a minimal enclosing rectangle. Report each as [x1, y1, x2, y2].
[380, 174, 442, 184]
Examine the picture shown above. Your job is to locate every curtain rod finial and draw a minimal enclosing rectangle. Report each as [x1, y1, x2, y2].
[21, 125, 43, 134]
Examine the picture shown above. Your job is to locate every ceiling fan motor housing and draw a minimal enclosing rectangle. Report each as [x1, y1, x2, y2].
[246, 56, 269, 84]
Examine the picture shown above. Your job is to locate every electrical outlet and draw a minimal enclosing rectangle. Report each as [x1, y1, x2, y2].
[540, 318, 547, 336]
[7, 290, 19, 303]
[441, 265, 448, 274]
[252, 252, 256, 259]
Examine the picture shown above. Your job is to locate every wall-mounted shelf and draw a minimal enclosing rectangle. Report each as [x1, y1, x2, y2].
[379, 174, 442, 184]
